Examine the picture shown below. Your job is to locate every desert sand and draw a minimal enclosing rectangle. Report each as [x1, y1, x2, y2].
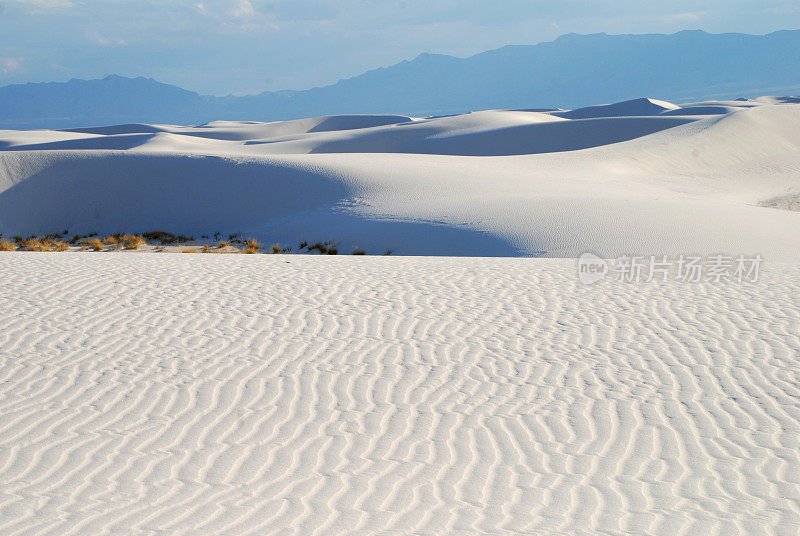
[0, 253, 798, 535]
[1, 96, 799, 259]
[1, 97, 799, 535]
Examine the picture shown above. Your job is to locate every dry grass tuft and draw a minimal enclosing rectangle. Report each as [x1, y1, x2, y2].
[120, 234, 145, 250]
[0, 240, 16, 251]
[86, 238, 104, 251]
[102, 235, 118, 249]
[21, 238, 46, 251]
[242, 237, 260, 254]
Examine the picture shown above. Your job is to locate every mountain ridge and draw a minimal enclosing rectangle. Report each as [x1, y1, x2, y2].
[2, 29, 799, 129]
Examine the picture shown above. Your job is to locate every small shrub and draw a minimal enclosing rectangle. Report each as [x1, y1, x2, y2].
[143, 231, 179, 245]
[121, 234, 145, 250]
[308, 242, 327, 254]
[19, 238, 46, 251]
[0, 240, 16, 252]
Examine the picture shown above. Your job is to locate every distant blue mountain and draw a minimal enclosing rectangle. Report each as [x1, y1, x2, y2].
[2, 30, 800, 129]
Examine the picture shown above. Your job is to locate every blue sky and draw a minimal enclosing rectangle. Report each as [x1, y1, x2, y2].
[1, 0, 799, 95]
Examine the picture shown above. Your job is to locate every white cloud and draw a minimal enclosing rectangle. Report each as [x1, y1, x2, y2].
[232, 0, 255, 18]
[1, 57, 23, 74]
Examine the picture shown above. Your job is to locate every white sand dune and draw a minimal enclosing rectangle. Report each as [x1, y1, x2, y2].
[0, 253, 798, 535]
[1, 96, 800, 258]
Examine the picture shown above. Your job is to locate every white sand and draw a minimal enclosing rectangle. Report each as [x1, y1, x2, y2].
[1, 97, 800, 259]
[0, 253, 798, 535]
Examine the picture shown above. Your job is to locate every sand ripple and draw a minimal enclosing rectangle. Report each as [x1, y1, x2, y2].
[0, 254, 798, 535]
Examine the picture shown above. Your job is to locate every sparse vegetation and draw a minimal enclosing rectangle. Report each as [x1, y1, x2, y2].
[13, 237, 70, 252]
[142, 231, 194, 245]
[102, 235, 118, 249]
[120, 234, 145, 250]
[1, 230, 392, 256]
[307, 241, 338, 255]
[243, 238, 260, 254]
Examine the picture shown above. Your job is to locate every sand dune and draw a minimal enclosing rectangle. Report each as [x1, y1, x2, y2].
[1, 96, 799, 258]
[0, 253, 798, 535]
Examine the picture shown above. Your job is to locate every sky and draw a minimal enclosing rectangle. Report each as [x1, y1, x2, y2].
[1, 0, 799, 96]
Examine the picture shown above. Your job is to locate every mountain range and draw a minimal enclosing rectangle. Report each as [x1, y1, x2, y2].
[2, 29, 800, 129]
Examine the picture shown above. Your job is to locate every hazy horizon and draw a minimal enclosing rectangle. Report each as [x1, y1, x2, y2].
[1, 0, 799, 95]
[3, 28, 800, 98]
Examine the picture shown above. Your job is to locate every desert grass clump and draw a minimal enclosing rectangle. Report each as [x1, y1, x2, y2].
[143, 230, 177, 244]
[0, 240, 16, 252]
[120, 234, 145, 250]
[19, 237, 47, 251]
[307, 241, 337, 255]
[243, 237, 260, 254]
[102, 235, 118, 249]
